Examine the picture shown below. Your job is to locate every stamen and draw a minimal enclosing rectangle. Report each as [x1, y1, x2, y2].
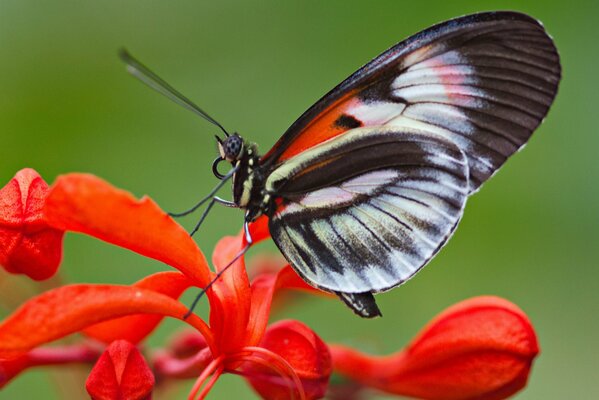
[196, 364, 224, 400]
[188, 354, 225, 400]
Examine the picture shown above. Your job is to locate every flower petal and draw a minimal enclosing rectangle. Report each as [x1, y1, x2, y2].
[330, 296, 539, 400]
[246, 215, 271, 245]
[0, 354, 28, 389]
[246, 266, 328, 347]
[83, 272, 193, 344]
[0, 168, 64, 280]
[0, 284, 213, 358]
[244, 320, 332, 400]
[209, 236, 252, 354]
[44, 173, 210, 286]
[86, 340, 154, 400]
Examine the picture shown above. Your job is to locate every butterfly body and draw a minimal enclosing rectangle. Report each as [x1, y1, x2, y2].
[122, 11, 561, 318]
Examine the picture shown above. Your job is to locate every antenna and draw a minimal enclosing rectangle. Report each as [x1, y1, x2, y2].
[119, 49, 230, 137]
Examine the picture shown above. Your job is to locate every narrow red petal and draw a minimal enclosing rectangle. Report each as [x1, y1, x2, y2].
[209, 236, 251, 354]
[246, 266, 327, 347]
[331, 296, 539, 400]
[44, 174, 210, 286]
[0, 284, 213, 358]
[244, 273, 277, 348]
[208, 218, 309, 352]
[244, 320, 332, 400]
[86, 340, 154, 400]
[0, 168, 64, 280]
[83, 272, 193, 344]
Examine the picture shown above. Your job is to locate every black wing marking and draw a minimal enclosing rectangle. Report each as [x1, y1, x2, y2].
[266, 126, 469, 296]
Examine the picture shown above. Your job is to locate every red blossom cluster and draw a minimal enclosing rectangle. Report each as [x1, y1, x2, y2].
[0, 169, 539, 399]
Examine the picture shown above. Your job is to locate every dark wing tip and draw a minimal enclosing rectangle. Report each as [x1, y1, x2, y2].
[336, 291, 382, 318]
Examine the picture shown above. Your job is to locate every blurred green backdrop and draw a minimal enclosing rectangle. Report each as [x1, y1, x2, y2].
[1, 1, 597, 399]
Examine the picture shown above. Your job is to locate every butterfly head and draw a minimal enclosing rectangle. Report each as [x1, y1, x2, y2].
[217, 133, 244, 162]
[213, 133, 256, 181]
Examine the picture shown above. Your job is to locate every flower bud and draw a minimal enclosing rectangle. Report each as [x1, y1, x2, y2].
[86, 340, 154, 400]
[0, 169, 64, 280]
[331, 296, 539, 400]
[245, 320, 332, 400]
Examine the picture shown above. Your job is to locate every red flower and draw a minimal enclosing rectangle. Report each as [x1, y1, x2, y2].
[0, 168, 64, 280]
[0, 173, 329, 399]
[0, 171, 541, 400]
[330, 296, 539, 400]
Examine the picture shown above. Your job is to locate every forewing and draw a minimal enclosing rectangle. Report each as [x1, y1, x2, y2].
[262, 11, 560, 193]
[266, 127, 469, 294]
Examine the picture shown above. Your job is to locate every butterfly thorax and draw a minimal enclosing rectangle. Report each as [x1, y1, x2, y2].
[224, 139, 271, 222]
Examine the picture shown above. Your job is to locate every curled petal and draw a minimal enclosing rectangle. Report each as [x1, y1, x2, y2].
[86, 340, 154, 400]
[0, 168, 64, 280]
[244, 320, 332, 400]
[331, 296, 539, 400]
[0, 284, 213, 358]
[44, 174, 210, 286]
[83, 272, 193, 344]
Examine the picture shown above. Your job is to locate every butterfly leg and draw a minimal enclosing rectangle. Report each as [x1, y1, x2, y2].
[184, 220, 253, 319]
[169, 165, 239, 218]
[189, 196, 237, 237]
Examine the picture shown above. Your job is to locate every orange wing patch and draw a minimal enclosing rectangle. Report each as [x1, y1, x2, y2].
[269, 92, 363, 162]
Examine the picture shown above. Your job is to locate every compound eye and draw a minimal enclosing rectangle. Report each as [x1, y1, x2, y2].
[224, 135, 243, 160]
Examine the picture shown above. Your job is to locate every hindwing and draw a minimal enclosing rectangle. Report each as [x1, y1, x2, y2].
[266, 126, 469, 295]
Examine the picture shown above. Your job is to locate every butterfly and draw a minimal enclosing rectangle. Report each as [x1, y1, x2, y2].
[121, 11, 561, 318]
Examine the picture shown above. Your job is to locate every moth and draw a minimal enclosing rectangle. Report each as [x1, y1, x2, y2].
[121, 11, 560, 318]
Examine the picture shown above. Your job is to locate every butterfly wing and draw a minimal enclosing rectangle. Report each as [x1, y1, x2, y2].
[265, 126, 469, 316]
[262, 11, 560, 193]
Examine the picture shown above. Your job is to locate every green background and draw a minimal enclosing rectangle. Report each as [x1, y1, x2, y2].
[1, 1, 597, 399]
